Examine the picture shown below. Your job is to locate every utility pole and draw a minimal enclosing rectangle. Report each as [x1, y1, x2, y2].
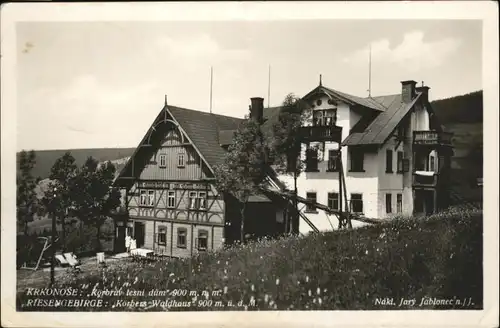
[50, 187, 57, 286]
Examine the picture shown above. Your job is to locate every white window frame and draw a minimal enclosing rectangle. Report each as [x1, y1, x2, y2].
[148, 190, 155, 207]
[140, 190, 148, 206]
[157, 226, 167, 246]
[167, 191, 176, 209]
[198, 191, 207, 210]
[177, 153, 185, 168]
[159, 154, 167, 168]
[197, 230, 209, 251]
[140, 190, 155, 207]
[189, 191, 197, 209]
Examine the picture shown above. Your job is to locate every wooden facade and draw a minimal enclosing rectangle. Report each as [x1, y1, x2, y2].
[113, 102, 290, 257]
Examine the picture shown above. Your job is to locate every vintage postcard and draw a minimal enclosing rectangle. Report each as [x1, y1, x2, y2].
[1, 1, 498, 327]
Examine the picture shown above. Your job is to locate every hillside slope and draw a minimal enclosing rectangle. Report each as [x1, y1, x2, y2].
[16, 148, 135, 180]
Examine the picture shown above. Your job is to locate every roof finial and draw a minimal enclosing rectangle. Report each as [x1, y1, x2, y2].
[421, 81, 424, 87]
[319, 74, 322, 86]
[164, 95, 168, 105]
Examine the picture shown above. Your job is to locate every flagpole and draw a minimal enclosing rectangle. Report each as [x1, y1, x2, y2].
[210, 66, 213, 113]
[267, 65, 271, 108]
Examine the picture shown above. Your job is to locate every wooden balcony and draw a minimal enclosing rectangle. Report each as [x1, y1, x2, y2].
[299, 125, 342, 142]
[413, 172, 438, 188]
[413, 131, 453, 147]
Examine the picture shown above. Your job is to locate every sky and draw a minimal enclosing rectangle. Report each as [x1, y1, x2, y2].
[16, 19, 482, 151]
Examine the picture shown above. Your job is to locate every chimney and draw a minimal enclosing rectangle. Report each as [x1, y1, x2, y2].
[401, 80, 417, 103]
[250, 97, 264, 124]
[416, 83, 430, 104]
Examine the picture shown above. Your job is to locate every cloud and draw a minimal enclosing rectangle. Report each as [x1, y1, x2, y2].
[150, 33, 251, 64]
[344, 31, 461, 72]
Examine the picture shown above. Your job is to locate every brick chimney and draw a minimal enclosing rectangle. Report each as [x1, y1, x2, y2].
[401, 80, 417, 103]
[250, 97, 264, 124]
[416, 83, 430, 104]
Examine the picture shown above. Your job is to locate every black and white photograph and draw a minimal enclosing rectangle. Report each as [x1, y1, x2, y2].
[1, 2, 498, 327]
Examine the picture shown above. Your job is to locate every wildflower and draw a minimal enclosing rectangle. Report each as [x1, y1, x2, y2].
[238, 272, 242, 276]
[316, 287, 321, 295]
[264, 294, 269, 303]
[365, 250, 369, 255]
[318, 298, 322, 305]
[223, 286, 228, 294]
[169, 273, 175, 277]
[306, 276, 309, 283]
[251, 284, 255, 291]
[275, 278, 280, 285]
[308, 290, 312, 297]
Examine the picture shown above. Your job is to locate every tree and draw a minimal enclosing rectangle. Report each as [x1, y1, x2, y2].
[41, 152, 78, 251]
[214, 118, 268, 243]
[73, 157, 121, 252]
[17, 150, 40, 236]
[269, 93, 312, 234]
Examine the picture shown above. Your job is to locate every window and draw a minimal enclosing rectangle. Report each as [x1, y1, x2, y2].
[350, 194, 363, 214]
[198, 192, 207, 210]
[397, 194, 403, 213]
[349, 148, 364, 172]
[386, 150, 393, 173]
[397, 151, 404, 173]
[305, 192, 317, 212]
[159, 154, 167, 168]
[197, 230, 208, 251]
[167, 191, 176, 208]
[305, 148, 319, 171]
[177, 228, 187, 248]
[324, 110, 337, 126]
[177, 153, 185, 168]
[386, 193, 392, 214]
[189, 191, 197, 210]
[327, 150, 340, 172]
[157, 226, 167, 246]
[313, 109, 337, 126]
[313, 110, 324, 126]
[429, 156, 435, 171]
[148, 190, 155, 206]
[140, 190, 148, 206]
[327, 192, 339, 210]
[140, 190, 155, 207]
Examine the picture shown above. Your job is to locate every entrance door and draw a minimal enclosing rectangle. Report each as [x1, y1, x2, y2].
[134, 222, 145, 248]
[114, 226, 126, 253]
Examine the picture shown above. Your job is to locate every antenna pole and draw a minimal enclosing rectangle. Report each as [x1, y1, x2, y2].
[267, 65, 271, 108]
[368, 44, 372, 97]
[210, 66, 213, 113]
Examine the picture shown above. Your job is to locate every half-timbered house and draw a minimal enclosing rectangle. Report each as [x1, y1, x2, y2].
[113, 97, 292, 256]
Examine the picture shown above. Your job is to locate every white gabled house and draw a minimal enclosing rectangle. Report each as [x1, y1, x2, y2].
[270, 79, 454, 234]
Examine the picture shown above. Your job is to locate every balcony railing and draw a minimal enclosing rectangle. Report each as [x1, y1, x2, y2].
[413, 131, 453, 146]
[413, 172, 438, 188]
[299, 125, 342, 142]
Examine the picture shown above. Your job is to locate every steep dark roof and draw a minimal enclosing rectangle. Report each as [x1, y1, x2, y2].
[342, 93, 421, 146]
[167, 106, 244, 169]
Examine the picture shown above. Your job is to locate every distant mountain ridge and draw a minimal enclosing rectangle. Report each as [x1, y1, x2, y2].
[16, 148, 135, 180]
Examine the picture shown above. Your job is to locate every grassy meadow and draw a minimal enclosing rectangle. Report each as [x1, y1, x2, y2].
[17, 207, 482, 311]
